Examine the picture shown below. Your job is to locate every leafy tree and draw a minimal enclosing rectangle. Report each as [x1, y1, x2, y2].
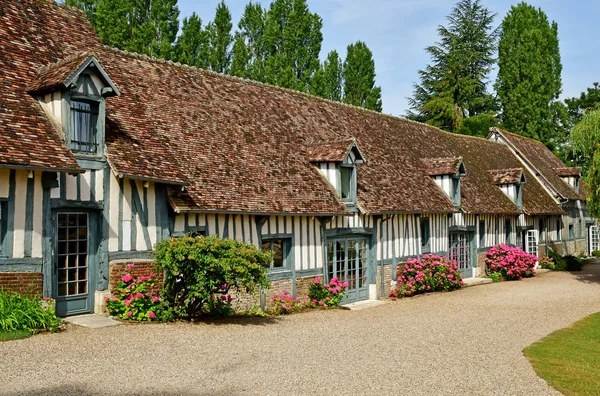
[231, 2, 267, 80]
[84, 0, 179, 59]
[262, 0, 323, 92]
[65, 0, 98, 24]
[407, 0, 498, 134]
[207, 1, 233, 73]
[312, 50, 343, 102]
[571, 108, 600, 216]
[495, 2, 562, 143]
[174, 12, 210, 69]
[565, 83, 600, 127]
[343, 41, 382, 112]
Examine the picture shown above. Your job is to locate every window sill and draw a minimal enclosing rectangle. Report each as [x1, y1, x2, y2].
[268, 269, 293, 281]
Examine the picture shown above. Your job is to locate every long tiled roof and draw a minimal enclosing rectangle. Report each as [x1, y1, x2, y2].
[1, 0, 567, 216]
[493, 129, 585, 201]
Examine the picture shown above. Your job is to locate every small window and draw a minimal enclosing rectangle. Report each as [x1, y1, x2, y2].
[557, 218, 562, 241]
[569, 223, 574, 239]
[526, 230, 539, 257]
[504, 219, 511, 244]
[420, 217, 430, 253]
[340, 166, 354, 202]
[0, 201, 7, 255]
[262, 238, 291, 270]
[70, 100, 99, 153]
[579, 219, 583, 238]
[539, 219, 545, 241]
[479, 220, 485, 247]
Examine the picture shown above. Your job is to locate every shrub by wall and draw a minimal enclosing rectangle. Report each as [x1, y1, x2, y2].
[390, 255, 463, 298]
[153, 235, 271, 318]
[0, 291, 61, 333]
[485, 245, 536, 280]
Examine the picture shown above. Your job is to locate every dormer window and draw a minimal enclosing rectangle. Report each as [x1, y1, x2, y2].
[553, 167, 582, 193]
[489, 168, 526, 209]
[422, 157, 466, 207]
[308, 138, 365, 208]
[28, 52, 120, 159]
[70, 100, 99, 153]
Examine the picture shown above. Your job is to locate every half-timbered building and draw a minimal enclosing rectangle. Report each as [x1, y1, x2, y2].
[0, 0, 594, 315]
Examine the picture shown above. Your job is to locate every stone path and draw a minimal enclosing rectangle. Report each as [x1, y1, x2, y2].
[3, 264, 600, 395]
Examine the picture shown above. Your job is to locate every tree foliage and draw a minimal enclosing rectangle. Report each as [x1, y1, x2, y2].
[343, 41, 382, 112]
[571, 108, 600, 217]
[174, 12, 210, 69]
[88, 0, 180, 59]
[311, 50, 343, 102]
[231, 2, 267, 80]
[207, 1, 233, 73]
[407, 0, 498, 135]
[495, 2, 562, 144]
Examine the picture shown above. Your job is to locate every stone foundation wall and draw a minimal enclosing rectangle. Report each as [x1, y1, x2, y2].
[548, 238, 587, 257]
[375, 264, 393, 299]
[0, 272, 43, 297]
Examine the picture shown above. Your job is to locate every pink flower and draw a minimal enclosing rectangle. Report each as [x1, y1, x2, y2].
[148, 312, 156, 319]
[127, 264, 134, 271]
[104, 297, 109, 302]
[135, 292, 143, 299]
[342, 281, 349, 288]
[318, 301, 324, 306]
[151, 296, 160, 303]
[328, 288, 336, 293]
[325, 297, 330, 301]
[122, 274, 133, 283]
[126, 311, 132, 317]
[314, 277, 321, 284]
[336, 286, 341, 292]
[227, 295, 232, 302]
[124, 299, 131, 307]
[221, 295, 227, 301]
[331, 277, 338, 283]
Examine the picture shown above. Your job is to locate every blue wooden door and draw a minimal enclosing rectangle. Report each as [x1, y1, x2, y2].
[54, 212, 95, 316]
[327, 238, 369, 303]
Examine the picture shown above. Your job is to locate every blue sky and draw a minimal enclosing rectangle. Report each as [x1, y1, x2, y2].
[178, 0, 600, 115]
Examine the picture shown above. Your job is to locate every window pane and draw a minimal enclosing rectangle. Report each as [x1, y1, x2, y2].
[262, 239, 285, 269]
[340, 167, 351, 199]
[70, 101, 97, 153]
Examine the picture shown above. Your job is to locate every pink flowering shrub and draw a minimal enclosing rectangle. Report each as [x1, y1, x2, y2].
[390, 255, 463, 298]
[271, 291, 301, 314]
[206, 294, 234, 316]
[105, 264, 165, 321]
[485, 244, 537, 280]
[537, 255, 555, 270]
[307, 277, 348, 307]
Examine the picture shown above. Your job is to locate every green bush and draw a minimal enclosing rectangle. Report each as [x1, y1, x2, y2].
[0, 291, 61, 334]
[564, 255, 584, 271]
[153, 235, 271, 318]
[592, 250, 600, 258]
[548, 249, 584, 271]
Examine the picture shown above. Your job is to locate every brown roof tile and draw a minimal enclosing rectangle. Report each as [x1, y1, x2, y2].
[421, 157, 464, 176]
[489, 168, 524, 185]
[28, 51, 95, 93]
[553, 167, 581, 177]
[0, 0, 95, 172]
[307, 138, 357, 163]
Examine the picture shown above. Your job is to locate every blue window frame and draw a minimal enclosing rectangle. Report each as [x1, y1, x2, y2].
[69, 100, 99, 153]
[262, 237, 292, 270]
[0, 200, 7, 256]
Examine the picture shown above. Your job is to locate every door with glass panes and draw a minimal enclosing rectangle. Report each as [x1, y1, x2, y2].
[54, 212, 97, 316]
[449, 232, 473, 278]
[326, 238, 369, 303]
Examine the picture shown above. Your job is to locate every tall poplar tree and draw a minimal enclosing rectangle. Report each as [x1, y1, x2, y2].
[207, 1, 233, 74]
[311, 50, 343, 102]
[262, 0, 323, 92]
[495, 2, 562, 143]
[174, 12, 210, 69]
[571, 108, 600, 216]
[231, 2, 267, 81]
[65, 0, 98, 25]
[407, 0, 498, 134]
[91, 0, 179, 59]
[343, 41, 382, 112]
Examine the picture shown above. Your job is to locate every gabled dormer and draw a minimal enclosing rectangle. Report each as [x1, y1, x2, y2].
[553, 167, 581, 193]
[422, 157, 466, 207]
[489, 168, 526, 209]
[28, 51, 120, 161]
[308, 138, 365, 208]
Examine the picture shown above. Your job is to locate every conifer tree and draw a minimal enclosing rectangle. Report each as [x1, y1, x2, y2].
[174, 12, 210, 69]
[407, 0, 498, 134]
[207, 1, 233, 73]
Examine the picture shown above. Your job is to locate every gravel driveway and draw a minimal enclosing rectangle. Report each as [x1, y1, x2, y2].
[3, 263, 600, 395]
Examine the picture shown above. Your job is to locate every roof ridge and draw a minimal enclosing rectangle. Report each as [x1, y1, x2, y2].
[36, 50, 95, 74]
[496, 128, 547, 146]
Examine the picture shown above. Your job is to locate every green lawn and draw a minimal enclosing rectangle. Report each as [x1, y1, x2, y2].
[0, 330, 30, 342]
[524, 312, 600, 395]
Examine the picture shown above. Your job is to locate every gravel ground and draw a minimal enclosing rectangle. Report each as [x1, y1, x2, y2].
[3, 263, 600, 396]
